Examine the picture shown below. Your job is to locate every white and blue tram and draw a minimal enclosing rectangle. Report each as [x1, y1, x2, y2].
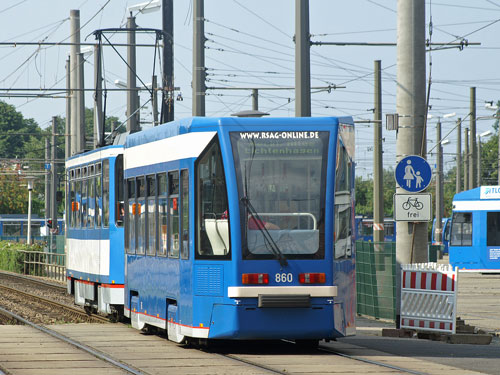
[449, 186, 500, 272]
[123, 116, 356, 344]
[65, 145, 125, 315]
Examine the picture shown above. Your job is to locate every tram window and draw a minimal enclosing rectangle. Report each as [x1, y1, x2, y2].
[103, 160, 110, 227]
[126, 178, 136, 254]
[96, 168, 102, 227]
[196, 140, 230, 258]
[115, 156, 124, 227]
[181, 170, 189, 260]
[75, 179, 81, 228]
[146, 175, 156, 256]
[169, 171, 180, 258]
[487, 212, 500, 246]
[335, 141, 352, 193]
[334, 203, 352, 259]
[137, 177, 146, 255]
[4, 222, 21, 236]
[82, 178, 88, 228]
[69, 177, 75, 228]
[88, 173, 95, 228]
[450, 212, 472, 246]
[158, 173, 168, 257]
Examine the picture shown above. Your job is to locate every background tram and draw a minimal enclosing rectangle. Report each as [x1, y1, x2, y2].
[431, 217, 451, 254]
[355, 216, 396, 242]
[123, 116, 356, 344]
[0, 214, 64, 239]
[449, 186, 500, 272]
[65, 145, 125, 315]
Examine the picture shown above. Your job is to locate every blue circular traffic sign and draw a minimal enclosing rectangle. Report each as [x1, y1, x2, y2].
[395, 155, 432, 192]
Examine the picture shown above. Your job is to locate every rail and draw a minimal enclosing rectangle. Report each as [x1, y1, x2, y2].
[19, 250, 66, 282]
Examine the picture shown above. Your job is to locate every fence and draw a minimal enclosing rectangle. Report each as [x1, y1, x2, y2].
[356, 241, 397, 321]
[356, 241, 447, 322]
[20, 249, 66, 282]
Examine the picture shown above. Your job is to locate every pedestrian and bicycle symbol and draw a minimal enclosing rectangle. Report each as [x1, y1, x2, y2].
[402, 196, 423, 210]
[395, 155, 432, 193]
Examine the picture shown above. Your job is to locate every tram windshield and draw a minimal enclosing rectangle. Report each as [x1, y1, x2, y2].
[230, 131, 329, 260]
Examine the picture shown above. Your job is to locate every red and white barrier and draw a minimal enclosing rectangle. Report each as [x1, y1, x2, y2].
[400, 263, 458, 334]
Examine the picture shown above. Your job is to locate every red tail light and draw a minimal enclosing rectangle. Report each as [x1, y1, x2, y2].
[299, 273, 326, 284]
[242, 273, 269, 285]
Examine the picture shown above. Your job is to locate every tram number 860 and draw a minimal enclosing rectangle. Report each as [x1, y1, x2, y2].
[275, 273, 293, 283]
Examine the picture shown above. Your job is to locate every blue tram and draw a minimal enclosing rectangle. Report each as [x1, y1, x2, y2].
[431, 217, 451, 254]
[65, 145, 125, 314]
[123, 116, 356, 344]
[449, 186, 500, 272]
[355, 216, 396, 242]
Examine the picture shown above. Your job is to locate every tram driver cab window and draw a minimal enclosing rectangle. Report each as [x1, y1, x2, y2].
[196, 139, 230, 258]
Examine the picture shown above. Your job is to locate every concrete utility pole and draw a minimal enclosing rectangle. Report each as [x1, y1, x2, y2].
[94, 43, 103, 148]
[45, 138, 51, 223]
[395, 0, 427, 262]
[395, 0, 427, 323]
[464, 128, 469, 191]
[127, 15, 140, 133]
[77, 52, 86, 151]
[152, 75, 159, 126]
[65, 56, 71, 159]
[435, 119, 443, 244]
[469, 87, 477, 189]
[456, 118, 461, 194]
[162, 0, 174, 123]
[192, 0, 205, 116]
[69, 10, 81, 155]
[373, 60, 384, 244]
[295, 0, 311, 117]
[51, 117, 58, 228]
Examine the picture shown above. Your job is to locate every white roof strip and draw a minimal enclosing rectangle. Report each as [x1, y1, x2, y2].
[453, 200, 500, 211]
[124, 131, 216, 170]
[66, 147, 123, 169]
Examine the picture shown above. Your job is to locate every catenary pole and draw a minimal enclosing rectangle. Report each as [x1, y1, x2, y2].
[374, 60, 384, 244]
[45, 138, 51, 225]
[51, 117, 58, 231]
[435, 119, 443, 244]
[295, 0, 311, 117]
[69, 10, 80, 155]
[464, 128, 469, 191]
[395, 0, 427, 324]
[65, 57, 71, 159]
[469, 87, 477, 189]
[456, 118, 461, 194]
[162, 0, 174, 123]
[127, 15, 140, 133]
[192, 0, 205, 116]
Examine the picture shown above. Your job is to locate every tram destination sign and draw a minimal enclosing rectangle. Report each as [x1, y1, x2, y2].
[394, 193, 432, 222]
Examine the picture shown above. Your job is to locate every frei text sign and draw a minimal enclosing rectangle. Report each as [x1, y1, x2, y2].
[394, 193, 432, 222]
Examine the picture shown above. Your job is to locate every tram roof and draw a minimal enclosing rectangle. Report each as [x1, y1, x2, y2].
[125, 116, 353, 148]
[453, 186, 500, 201]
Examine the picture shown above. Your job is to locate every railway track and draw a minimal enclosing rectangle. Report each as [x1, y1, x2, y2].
[0, 271, 108, 324]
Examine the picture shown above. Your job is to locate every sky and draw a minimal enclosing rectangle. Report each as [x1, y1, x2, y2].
[1, 0, 500, 178]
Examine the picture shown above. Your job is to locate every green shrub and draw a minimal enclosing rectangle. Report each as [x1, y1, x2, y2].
[0, 241, 44, 274]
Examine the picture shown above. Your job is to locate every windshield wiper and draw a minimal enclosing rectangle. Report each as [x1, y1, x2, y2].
[241, 196, 288, 267]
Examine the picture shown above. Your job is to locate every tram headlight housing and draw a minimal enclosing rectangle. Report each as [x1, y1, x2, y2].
[242, 273, 269, 284]
[299, 272, 326, 284]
